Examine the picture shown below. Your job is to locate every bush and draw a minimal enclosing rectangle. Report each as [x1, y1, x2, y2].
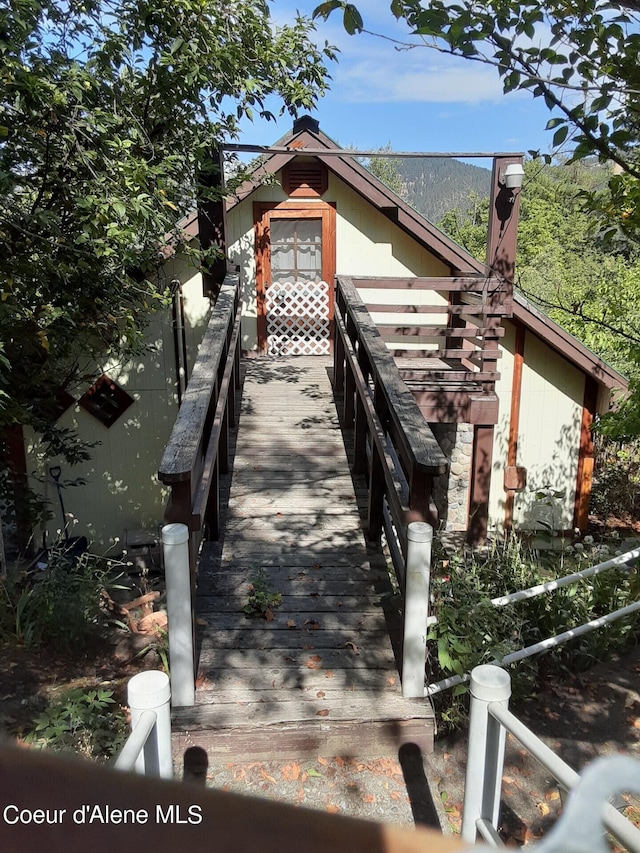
[1, 543, 125, 651]
[590, 436, 640, 520]
[428, 534, 640, 732]
[25, 687, 127, 759]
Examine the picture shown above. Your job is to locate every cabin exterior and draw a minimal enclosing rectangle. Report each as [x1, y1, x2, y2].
[220, 116, 625, 539]
[11, 116, 626, 553]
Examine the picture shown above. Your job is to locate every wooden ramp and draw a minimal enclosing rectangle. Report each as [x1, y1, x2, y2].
[171, 356, 435, 761]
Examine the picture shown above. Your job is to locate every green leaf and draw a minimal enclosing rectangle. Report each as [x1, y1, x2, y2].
[552, 125, 569, 146]
[343, 4, 364, 34]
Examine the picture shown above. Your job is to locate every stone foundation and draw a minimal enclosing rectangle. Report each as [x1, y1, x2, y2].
[431, 423, 473, 532]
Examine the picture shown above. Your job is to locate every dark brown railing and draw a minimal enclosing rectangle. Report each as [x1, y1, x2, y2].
[334, 276, 448, 578]
[158, 273, 242, 578]
[350, 275, 509, 396]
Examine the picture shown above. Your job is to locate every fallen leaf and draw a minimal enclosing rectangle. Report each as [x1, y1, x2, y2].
[305, 619, 320, 629]
[287, 619, 297, 629]
[335, 756, 345, 767]
[306, 655, 322, 669]
[282, 762, 301, 782]
[306, 768, 322, 778]
[389, 791, 401, 801]
[312, 562, 322, 569]
[387, 677, 396, 686]
[317, 756, 329, 766]
[317, 709, 329, 717]
[325, 670, 334, 679]
[545, 790, 561, 802]
[363, 794, 376, 804]
[195, 618, 208, 626]
[345, 641, 359, 654]
[326, 805, 340, 814]
[260, 768, 277, 784]
[537, 802, 550, 816]
[317, 691, 325, 698]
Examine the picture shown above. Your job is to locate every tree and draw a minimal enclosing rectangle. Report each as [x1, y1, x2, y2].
[0, 0, 335, 465]
[439, 160, 640, 434]
[363, 144, 407, 199]
[314, 0, 640, 238]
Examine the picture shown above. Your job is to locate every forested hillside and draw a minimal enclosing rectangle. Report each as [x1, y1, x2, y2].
[397, 158, 491, 224]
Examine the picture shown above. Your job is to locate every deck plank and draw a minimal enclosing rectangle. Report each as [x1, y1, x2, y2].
[173, 356, 434, 760]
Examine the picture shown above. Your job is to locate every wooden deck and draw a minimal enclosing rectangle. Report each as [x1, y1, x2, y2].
[171, 356, 435, 761]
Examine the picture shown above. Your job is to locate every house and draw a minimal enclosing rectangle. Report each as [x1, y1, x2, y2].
[14, 115, 626, 552]
[220, 115, 626, 538]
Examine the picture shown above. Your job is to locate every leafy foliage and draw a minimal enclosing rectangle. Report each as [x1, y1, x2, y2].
[429, 534, 640, 731]
[0, 0, 334, 462]
[315, 0, 640, 237]
[244, 568, 282, 621]
[25, 687, 126, 758]
[0, 542, 125, 650]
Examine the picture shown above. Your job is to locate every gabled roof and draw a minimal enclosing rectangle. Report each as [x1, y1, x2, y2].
[223, 117, 627, 398]
[512, 291, 627, 395]
[228, 118, 485, 276]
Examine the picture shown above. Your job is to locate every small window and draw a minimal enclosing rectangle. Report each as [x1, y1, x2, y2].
[79, 375, 134, 427]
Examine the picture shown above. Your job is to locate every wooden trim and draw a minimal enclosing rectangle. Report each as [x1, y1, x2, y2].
[573, 377, 598, 531]
[467, 425, 495, 544]
[353, 276, 496, 292]
[253, 201, 336, 354]
[504, 323, 526, 530]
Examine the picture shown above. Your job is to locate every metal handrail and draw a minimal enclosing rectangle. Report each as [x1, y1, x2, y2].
[426, 546, 640, 697]
[462, 665, 640, 851]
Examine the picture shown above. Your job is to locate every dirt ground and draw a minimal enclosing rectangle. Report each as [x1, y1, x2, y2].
[0, 602, 638, 846]
[171, 644, 640, 845]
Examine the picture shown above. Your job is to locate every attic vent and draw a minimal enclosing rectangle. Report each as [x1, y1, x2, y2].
[282, 160, 328, 197]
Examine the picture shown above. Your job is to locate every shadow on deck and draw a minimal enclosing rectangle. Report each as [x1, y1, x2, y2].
[171, 356, 435, 762]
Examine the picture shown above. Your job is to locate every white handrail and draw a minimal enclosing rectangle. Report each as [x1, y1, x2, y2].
[114, 671, 173, 780]
[462, 665, 640, 851]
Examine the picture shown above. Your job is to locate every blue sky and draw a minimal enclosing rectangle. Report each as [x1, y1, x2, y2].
[235, 1, 560, 161]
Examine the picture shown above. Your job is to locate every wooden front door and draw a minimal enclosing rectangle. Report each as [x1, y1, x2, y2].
[255, 203, 336, 356]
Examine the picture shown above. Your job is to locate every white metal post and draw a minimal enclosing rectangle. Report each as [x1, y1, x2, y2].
[162, 522, 196, 707]
[127, 670, 173, 780]
[461, 665, 511, 844]
[402, 521, 432, 698]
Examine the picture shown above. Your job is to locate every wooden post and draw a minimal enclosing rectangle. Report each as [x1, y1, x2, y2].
[486, 155, 522, 311]
[197, 147, 227, 301]
[468, 425, 494, 544]
[353, 347, 370, 476]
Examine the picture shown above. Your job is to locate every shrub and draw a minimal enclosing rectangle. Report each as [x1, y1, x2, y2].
[428, 534, 640, 732]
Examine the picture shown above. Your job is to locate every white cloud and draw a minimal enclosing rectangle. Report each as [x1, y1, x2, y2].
[338, 57, 506, 104]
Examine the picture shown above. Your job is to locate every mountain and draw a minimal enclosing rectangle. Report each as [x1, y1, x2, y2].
[399, 157, 492, 223]
[367, 156, 492, 225]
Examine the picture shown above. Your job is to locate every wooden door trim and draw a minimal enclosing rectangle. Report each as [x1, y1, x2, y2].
[254, 201, 336, 355]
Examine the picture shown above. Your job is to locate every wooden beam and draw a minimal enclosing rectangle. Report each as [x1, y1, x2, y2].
[504, 323, 526, 531]
[573, 377, 598, 531]
[467, 425, 495, 544]
[197, 147, 227, 299]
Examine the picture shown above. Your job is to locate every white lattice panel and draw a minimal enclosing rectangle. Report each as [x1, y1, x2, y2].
[265, 280, 330, 356]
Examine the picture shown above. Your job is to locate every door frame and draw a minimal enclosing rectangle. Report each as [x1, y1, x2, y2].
[254, 201, 336, 355]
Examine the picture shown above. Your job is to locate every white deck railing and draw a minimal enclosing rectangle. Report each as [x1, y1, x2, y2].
[462, 665, 640, 852]
[114, 670, 173, 779]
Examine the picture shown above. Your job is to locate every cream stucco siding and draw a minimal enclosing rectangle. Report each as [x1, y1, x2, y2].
[26, 260, 210, 549]
[489, 322, 585, 533]
[226, 172, 451, 351]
